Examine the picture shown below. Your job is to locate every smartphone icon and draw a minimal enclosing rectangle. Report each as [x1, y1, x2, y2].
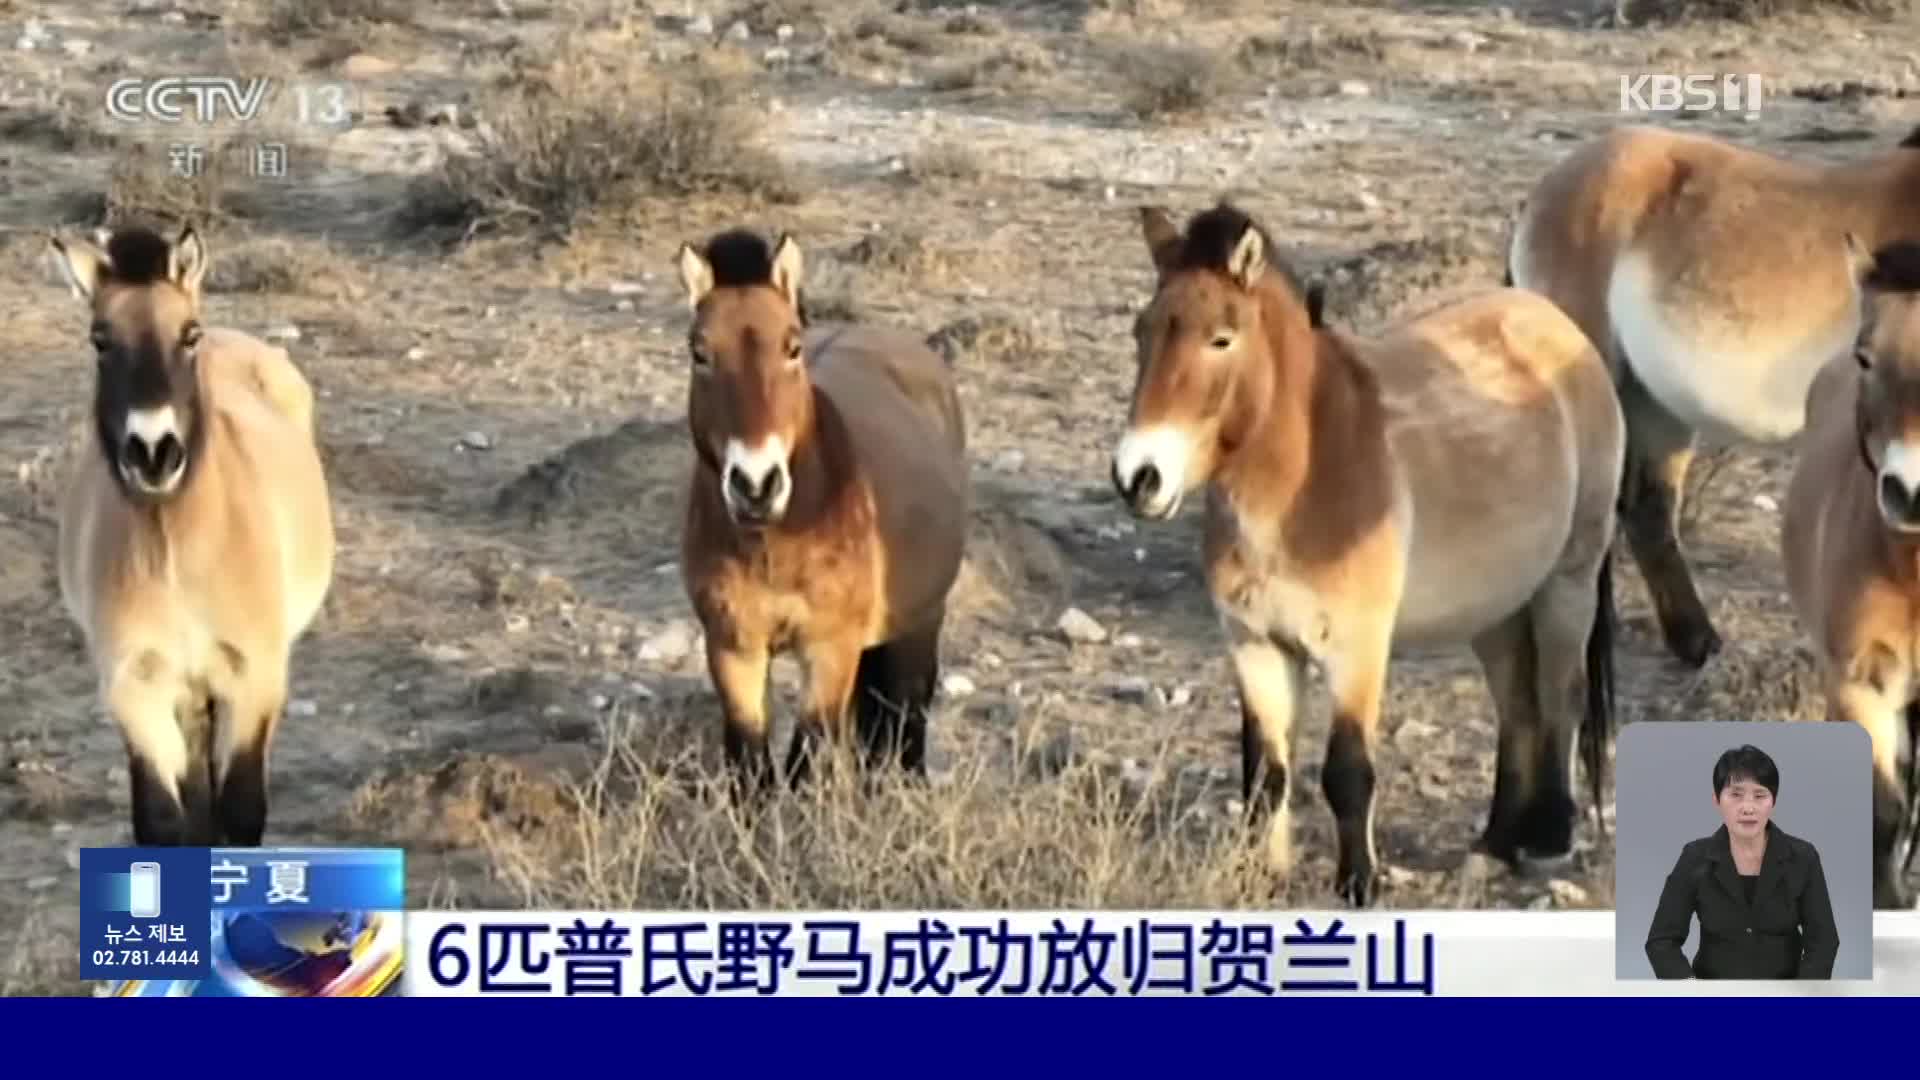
[128, 862, 161, 919]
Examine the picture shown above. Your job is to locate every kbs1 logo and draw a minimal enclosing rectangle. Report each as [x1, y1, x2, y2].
[1618, 74, 1764, 117]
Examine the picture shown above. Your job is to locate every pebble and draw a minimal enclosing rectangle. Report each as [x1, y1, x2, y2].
[1167, 684, 1194, 708]
[287, 699, 319, 718]
[61, 39, 92, 57]
[726, 20, 750, 41]
[640, 621, 697, 664]
[27, 875, 57, 891]
[405, 346, 427, 362]
[459, 431, 493, 451]
[1338, 80, 1371, 97]
[1105, 675, 1153, 704]
[776, 23, 794, 42]
[1752, 494, 1778, 512]
[941, 673, 976, 698]
[685, 14, 714, 36]
[265, 324, 301, 343]
[1548, 879, 1591, 908]
[1057, 607, 1107, 644]
[590, 693, 611, 711]
[339, 53, 396, 78]
[1114, 632, 1143, 649]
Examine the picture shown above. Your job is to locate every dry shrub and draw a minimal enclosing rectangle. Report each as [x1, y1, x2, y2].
[101, 140, 238, 230]
[1113, 43, 1225, 121]
[398, 57, 803, 245]
[926, 39, 1055, 93]
[905, 140, 985, 184]
[467, 706, 1283, 910]
[1621, 0, 1908, 19]
[1236, 27, 1386, 76]
[0, 94, 119, 153]
[264, 0, 416, 40]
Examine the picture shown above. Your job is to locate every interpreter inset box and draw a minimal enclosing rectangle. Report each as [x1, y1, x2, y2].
[1613, 721, 1872, 980]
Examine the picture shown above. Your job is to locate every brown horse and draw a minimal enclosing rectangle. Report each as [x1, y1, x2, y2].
[47, 224, 335, 846]
[674, 227, 970, 799]
[1781, 235, 1920, 911]
[1510, 123, 1920, 670]
[1112, 203, 1623, 905]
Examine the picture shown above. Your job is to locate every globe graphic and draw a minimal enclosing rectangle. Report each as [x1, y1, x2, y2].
[211, 910, 402, 996]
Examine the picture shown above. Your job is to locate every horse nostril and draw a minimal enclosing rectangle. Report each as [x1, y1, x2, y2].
[1134, 464, 1162, 503]
[1883, 474, 1915, 519]
[152, 434, 182, 476]
[727, 466, 756, 502]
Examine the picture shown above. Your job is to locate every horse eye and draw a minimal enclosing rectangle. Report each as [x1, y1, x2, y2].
[786, 339, 803, 364]
[181, 322, 202, 349]
[1856, 347, 1872, 371]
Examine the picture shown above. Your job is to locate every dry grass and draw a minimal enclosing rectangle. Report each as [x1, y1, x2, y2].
[398, 55, 803, 244]
[1623, 0, 1911, 20]
[101, 140, 238, 230]
[393, 704, 1304, 910]
[904, 141, 986, 184]
[1114, 43, 1229, 121]
[262, 0, 416, 40]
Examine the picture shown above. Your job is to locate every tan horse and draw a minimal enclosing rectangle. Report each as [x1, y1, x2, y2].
[1782, 236, 1920, 911]
[1510, 123, 1920, 670]
[674, 227, 970, 799]
[1112, 203, 1624, 905]
[47, 224, 335, 846]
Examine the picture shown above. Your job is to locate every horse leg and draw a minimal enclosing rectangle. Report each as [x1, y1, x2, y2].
[1324, 630, 1388, 907]
[878, 610, 944, 779]
[1831, 672, 1918, 909]
[850, 644, 898, 774]
[113, 663, 216, 846]
[1616, 367, 1720, 668]
[1468, 610, 1542, 867]
[706, 637, 776, 807]
[1516, 566, 1603, 871]
[214, 680, 283, 847]
[789, 635, 862, 791]
[1225, 619, 1304, 877]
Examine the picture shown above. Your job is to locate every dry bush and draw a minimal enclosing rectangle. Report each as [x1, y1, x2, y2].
[0, 95, 120, 154]
[927, 40, 1056, 93]
[263, 0, 416, 40]
[398, 57, 803, 245]
[905, 140, 985, 184]
[1112, 43, 1226, 121]
[460, 707, 1286, 911]
[1621, 0, 1909, 19]
[101, 140, 238, 230]
[1236, 26, 1386, 77]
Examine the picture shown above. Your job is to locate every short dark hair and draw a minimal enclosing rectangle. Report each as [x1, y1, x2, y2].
[1712, 744, 1779, 800]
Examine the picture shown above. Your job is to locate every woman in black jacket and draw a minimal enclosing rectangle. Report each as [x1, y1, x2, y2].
[1643, 744, 1841, 979]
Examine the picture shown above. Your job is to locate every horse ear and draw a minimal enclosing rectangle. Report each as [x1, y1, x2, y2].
[676, 243, 714, 309]
[1306, 280, 1328, 328]
[1138, 206, 1181, 274]
[769, 233, 804, 311]
[1844, 232, 1875, 286]
[1226, 224, 1265, 291]
[47, 231, 111, 302]
[169, 225, 208, 297]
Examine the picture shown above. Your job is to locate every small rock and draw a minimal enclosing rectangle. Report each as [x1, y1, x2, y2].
[1023, 730, 1074, 778]
[629, 681, 656, 701]
[61, 39, 93, 57]
[1416, 774, 1450, 801]
[941, 673, 976, 698]
[685, 13, 714, 36]
[1167, 684, 1194, 708]
[1752, 493, 1778, 512]
[405, 346, 427, 362]
[1106, 675, 1154, 705]
[1381, 865, 1417, 888]
[1338, 80, 1371, 97]
[763, 46, 791, 65]
[615, 299, 635, 312]
[109, 766, 128, 784]
[265, 324, 301, 343]
[640, 621, 697, 664]
[1548, 879, 1590, 908]
[1526, 894, 1554, 911]
[160, 10, 184, 22]
[484, 305, 499, 319]
[1119, 757, 1150, 787]
[1447, 30, 1487, 52]
[1057, 607, 1107, 644]
[51, 822, 73, 835]
[590, 693, 611, 711]
[64, 846, 81, 870]
[1357, 191, 1381, 211]
[608, 280, 645, 295]
[504, 614, 530, 634]
[726, 20, 750, 41]
[287, 699, 319, 718]
[776, 23, 794, 41]
[27, 875, 57, 891]
[1225, 797, 1245, 817]
[990, 449, 1025, 472]
[459, 431, 493, 451]
[543, 704, 564, 718]
[340, 53, 396, 78]
[979, 652, 1003, 669]
[1114, 632, 1143, 649]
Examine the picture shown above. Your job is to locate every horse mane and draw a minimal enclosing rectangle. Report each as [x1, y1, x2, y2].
[701, 228, 779, 288]
[1866, 242, 1920, 293]
[1900, 123, 1920, 150]
[1171, 202, 1315, 305]
[102, 227, 174, 285]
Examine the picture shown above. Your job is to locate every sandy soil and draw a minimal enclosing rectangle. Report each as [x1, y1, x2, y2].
[1, 0, 1916, 994]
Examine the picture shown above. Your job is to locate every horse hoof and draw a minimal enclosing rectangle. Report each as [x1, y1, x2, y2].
[1665, 620, 1723, 670]
[1336, 869, 1377, 908]
[1516, 848, 1575, 878]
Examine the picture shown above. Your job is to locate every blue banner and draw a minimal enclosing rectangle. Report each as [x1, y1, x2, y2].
[87, 846, 406, 997]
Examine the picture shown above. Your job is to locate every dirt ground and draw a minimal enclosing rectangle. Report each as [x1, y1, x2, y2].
[1, 0, 1916, 994]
